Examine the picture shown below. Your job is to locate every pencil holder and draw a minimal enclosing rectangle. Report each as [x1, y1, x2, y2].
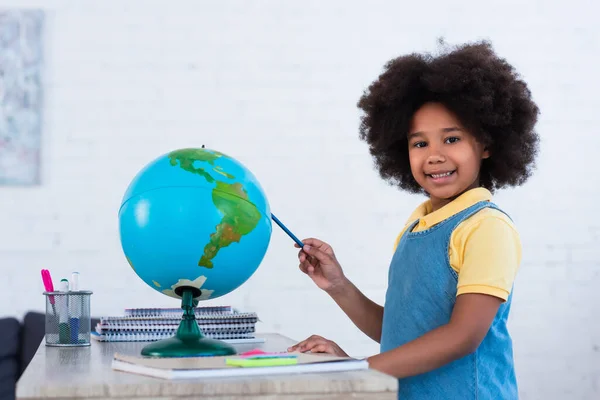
[43, 290, 93, 347]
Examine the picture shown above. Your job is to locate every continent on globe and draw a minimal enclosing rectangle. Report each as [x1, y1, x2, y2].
[199, 181, 261, 268]
[162, 276, 214, 300]
[167, 148, 262, 270]
[168, 148, 225, 183]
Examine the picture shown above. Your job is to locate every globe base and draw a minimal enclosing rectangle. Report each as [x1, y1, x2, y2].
[140, 287, 236, 358]
[140, 335, 236, 358]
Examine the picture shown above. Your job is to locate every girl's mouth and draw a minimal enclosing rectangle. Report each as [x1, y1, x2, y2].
[427, 170, 455, 178]
[426, 170, 456, 183]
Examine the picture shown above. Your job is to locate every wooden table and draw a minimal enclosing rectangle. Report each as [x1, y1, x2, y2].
[17, 333, 398, 399]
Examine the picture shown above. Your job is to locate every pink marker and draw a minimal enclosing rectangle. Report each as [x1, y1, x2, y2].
[41, 269, 56, 314]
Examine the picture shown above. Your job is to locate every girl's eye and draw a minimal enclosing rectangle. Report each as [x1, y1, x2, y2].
[413, 141, 427, 148]
[445, 137, 460, 144]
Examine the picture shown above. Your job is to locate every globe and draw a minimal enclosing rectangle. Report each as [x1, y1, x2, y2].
[118, 148, 272, 303]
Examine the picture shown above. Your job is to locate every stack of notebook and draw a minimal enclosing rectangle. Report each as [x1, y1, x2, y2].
[91, 305, 263, 344]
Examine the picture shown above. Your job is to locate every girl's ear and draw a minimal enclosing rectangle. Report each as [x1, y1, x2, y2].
[482, 146, 490, 159]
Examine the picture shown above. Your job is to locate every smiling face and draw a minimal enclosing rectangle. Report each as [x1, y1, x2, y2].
[407, 102, 490, 211]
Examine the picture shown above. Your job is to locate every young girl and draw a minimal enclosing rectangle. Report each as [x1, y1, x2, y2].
[287, 41, 540, 399]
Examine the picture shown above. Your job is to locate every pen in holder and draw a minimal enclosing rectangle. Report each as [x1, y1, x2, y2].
[43, 290, 93, 347]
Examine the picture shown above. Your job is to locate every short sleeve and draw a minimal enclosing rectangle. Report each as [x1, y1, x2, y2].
[455, 216, 522, 301]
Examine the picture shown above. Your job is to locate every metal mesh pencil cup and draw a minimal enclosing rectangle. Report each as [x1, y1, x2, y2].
[43, 290, 93, 347]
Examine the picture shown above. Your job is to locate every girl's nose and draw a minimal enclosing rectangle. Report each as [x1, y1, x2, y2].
[427, 152, 446, 164]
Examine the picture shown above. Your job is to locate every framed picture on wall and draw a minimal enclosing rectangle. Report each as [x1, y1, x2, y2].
[0, 9, 44, 185]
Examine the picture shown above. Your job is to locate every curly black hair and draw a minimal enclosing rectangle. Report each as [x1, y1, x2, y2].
[357, 40, 540, 194]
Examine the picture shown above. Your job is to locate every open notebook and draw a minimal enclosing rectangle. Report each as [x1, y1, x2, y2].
[112, 352, 369, 379]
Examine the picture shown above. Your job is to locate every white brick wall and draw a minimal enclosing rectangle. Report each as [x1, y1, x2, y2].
[1, 0, 598, 398]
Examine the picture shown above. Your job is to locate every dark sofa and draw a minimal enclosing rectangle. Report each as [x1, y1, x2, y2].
[0, 312, 99, 400]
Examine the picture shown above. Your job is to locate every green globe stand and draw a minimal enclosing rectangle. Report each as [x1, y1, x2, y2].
[141, 287, 237, 357]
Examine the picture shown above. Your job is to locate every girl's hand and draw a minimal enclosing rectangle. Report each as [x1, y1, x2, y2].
[287, 335, 349, 357]
[296, 238, 348, 294]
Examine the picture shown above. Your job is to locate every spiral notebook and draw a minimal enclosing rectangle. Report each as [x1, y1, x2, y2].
[123, 306, 235, 317]
[91, 332, 264, 343]
[92, 306, 264, 344]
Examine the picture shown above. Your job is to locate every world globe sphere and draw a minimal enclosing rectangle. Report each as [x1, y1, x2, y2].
[118, 148, 272, 301]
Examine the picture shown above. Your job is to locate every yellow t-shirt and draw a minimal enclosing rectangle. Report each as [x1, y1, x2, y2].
[394, 188, 521, 301]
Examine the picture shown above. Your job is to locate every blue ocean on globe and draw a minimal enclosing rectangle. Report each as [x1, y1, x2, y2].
[118, 148, 272, 300]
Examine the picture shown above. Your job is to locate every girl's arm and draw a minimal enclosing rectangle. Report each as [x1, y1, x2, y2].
[367, 293, 502, 378]
[295, 240, 385, 343]
[328, 279, 384, 343]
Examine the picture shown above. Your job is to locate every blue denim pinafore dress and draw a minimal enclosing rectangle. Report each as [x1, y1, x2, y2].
[380, 201, 518, 399]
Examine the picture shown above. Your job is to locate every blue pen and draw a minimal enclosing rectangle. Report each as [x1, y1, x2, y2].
[271, 214, 304, 248]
